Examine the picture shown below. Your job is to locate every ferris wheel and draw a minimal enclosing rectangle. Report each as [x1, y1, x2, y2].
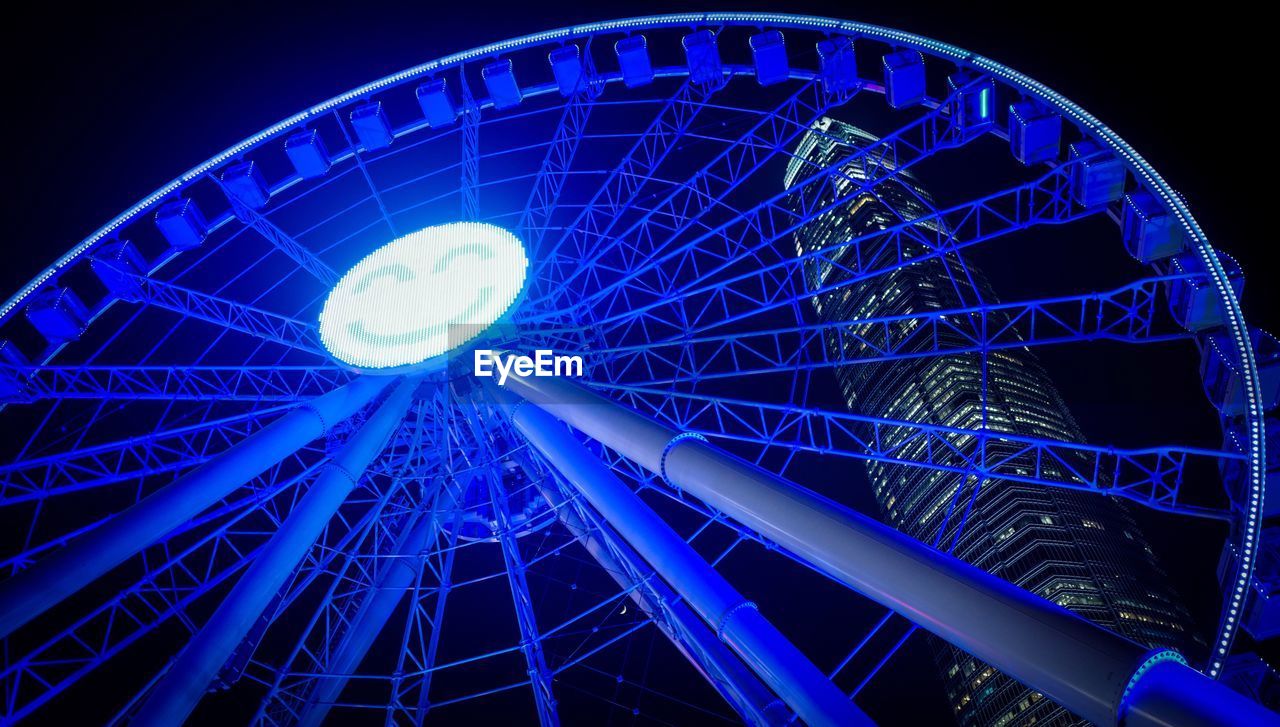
[0, 12, 1275, 726]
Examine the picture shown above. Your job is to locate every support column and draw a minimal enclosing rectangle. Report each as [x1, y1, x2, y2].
[0, 375, 391, 640]
[499, 373, 1275, 727]
[533, 466, 789, 726]
[297, 482, 456, 727]
[133, 377, 416, 726]
[492, 385, 871, 727]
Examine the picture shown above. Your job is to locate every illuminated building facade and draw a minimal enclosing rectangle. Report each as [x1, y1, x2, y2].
[785, 118, 1198, 726]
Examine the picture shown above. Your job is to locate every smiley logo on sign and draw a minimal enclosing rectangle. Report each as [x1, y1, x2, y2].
[319, 222, 529, 371]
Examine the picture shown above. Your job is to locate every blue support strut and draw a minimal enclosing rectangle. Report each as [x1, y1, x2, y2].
[498, 373, 1276, 727]
[490, 385, 871, 727]
[133, 376, 416, 726]
[0, 375, 392, 640]
[297, 482, 456, 727]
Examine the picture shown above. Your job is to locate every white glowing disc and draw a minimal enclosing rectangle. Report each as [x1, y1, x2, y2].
[319, 222, 528, 371]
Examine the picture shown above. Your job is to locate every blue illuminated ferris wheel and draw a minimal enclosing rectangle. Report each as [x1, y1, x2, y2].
[0, 12, 1276, 726]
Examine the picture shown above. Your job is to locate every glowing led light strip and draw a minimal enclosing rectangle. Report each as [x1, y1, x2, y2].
[318, 222, 527, 370]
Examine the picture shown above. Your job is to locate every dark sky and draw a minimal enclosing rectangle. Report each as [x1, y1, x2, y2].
[4, 0, 1274, 333]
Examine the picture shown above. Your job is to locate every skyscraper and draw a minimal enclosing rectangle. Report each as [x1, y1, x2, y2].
[785, 118, 1198, 726]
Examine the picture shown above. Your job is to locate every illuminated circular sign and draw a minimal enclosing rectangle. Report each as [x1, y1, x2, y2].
[319, 221, 528, 371]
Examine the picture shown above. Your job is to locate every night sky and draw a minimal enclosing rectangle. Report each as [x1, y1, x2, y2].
[2, 0, 1275, 722]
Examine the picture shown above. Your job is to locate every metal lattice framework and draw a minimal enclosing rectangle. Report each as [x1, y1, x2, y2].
[0, 12, 1271, 726]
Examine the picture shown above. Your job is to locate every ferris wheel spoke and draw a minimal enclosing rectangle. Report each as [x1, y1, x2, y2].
[131, 378, 416, 725]
[591, 275, 1193, 385]
[579, 157, 1095, 340]
[0, 458, 322, 723]
[209, 175, 341, 287]
[333, 111, 399, 238]
[595, 383, 1237, 521]
[0, 405, 302, 508]
[528, 79, 834, 316]
[404, 506, 464, 722]
[99, 268, 328, 358]
[534, 79, 986, 324]
[529, 78, 720, 291]
[0, 376, 392, 641]
[516, 43, 600, 256]
[252, 477, 439, 725]
[1, 364, 350, 404]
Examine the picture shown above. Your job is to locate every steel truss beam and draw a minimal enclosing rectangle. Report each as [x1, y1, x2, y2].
[537, 80, 986, 325]
[460, 71, 481, 221]
[517, 41, 598, 257]
[0, 376, 391, 639]
[108, 265, 327, 357]
[132, 377, 416, 725]
[487, 470, 560, 726]
[288, 488, 449, 727]
[535, 79, 839, 316]
[592, 275, 1195, 385]
[1, 365, 348, 404]
[211, 175, 341, 287]
[575, 157, 1097, 344]
[600, 383, 1235, 519]
[497, 372, 1271, 727]
[0, 406, 296, 506]
[0, 459, 324, 723]
[530, 78, 721, 296]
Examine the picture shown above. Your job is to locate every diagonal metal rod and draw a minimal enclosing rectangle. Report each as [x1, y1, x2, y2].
[0, 375, 392, 639]
[488, 384, 871, 727]
[497, 372, 1275, 727]
[133, 376, 417, 726]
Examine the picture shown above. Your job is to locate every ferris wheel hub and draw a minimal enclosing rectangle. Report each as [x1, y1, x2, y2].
[318, 221, 529, 372]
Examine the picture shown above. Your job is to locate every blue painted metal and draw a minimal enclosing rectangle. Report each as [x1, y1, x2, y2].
[350, 102, 394, 151]
[749, 30, 788, 86]
[496, 384, 871, 726]
[1124, 190, 1186, 262]
[0, 375, 391, 639]
[1069, 140, 1126, 206]
[1008, 100, 1060, 164]
[614, 35, 653, 88]
[0, 13, 1270, 723]
[284, 129, 332, 178]
[482, 59, 522, 109]
[0, 364, 347, 403]
[154, 198, 207, 250]
[132, 377, 415, 726]
[207, 175, 340, 286]
[221, 161, 271, 213]
[683, 29, 724, 87]
[295, 505, 441, 727]
[882, 50, 925, 109]
[24, 287, 89, 344]
[1168, 250, 1246, 332]
[548, 45, 583, 96]
[816, 37, 857, 97]
[499, 371, 1264, 727]
[415, 78, 456, 127]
